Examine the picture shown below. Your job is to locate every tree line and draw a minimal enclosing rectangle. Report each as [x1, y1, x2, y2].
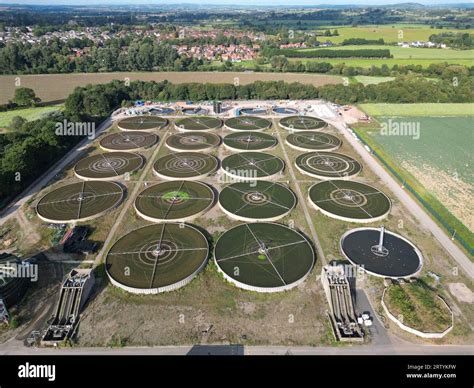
[429, 32, 473, 49]
[341, 38, 385, 45]
[263, 48, 392, 59]
[65, 76, 473, 121]
[0, 39, 197, 74]
[262, 56, 472, 81]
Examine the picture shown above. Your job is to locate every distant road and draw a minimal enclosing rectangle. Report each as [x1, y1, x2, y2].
[0, 118, 111, 227]
[0, 72, 342, 104]
[328, 117, 474, 280]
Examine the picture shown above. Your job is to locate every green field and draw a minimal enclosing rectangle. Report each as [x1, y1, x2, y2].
[300, 45, 474, 60]
[290, 41, 474, 69]
[359, 103, 474, 116]
[322, 26, 472, 44]
[292, 57, 473, 68]
[354, 108, 473, 254]
[0, 105, 63, 129]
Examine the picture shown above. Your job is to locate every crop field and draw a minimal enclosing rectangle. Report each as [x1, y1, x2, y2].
[0, 105, 63, 129]
[0, 72, 342, 104]
[318, 26, 472, 44]
[354, 109, 473, 252]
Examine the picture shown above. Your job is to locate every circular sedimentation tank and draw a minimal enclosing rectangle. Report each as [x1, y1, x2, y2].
[285, 131, 341, 152]
[134, 180, 215, 222]
[214, 222, 315, 292]
[36, 181, 124, 223]
[272, 107, 299, 115]
[181, 107, 208, 115]
[308, 180, 391, 222]
[153, 152, 219, 180]
[340, 227, 423, 279]
[106, 223, 209, 294]
[118, 116, 168, 131]
[239, 107, 268, 115]
[174, 116, 222, 131]
[99, 131, 158, 151]
[295, 151, 361, 180]
[219, 181, 296, 221]
[224, 116, 272, 132]
[74, 152, 144, 180]
[0, 255, 29, 308]
[221, 152, 284, 181]
[223, 132, 277, 152]
[279, 115, 327, 131]
[165, 132, 221, 152]
[149, 107, 175, 115]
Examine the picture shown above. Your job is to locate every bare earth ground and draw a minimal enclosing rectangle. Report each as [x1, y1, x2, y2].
[340, 106, 368, 124]
[77, 267, 332, 347]
[448, 283, 474, 304]
[0, 72, 342, 104]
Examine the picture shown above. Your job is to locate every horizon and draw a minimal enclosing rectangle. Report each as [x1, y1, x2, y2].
[0, 0, 472, 6]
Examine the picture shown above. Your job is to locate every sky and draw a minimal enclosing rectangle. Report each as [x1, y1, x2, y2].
[0, 0, 471, 5]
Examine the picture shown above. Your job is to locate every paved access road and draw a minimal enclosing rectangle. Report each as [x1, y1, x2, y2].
[0, 339, 472, 355]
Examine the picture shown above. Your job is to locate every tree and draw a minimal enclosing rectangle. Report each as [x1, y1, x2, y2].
[9, 116, 26, 131]
[12, 87, 39, 107]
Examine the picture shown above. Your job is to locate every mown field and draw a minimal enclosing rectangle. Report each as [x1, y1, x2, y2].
[0, 105, 63, 129]
[320, 26, 472, 44]
[359, 103, 474, 116]
[354, 105, 473, 254]
[299, 45, 474, 60]
[0, 72, 342, 105]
